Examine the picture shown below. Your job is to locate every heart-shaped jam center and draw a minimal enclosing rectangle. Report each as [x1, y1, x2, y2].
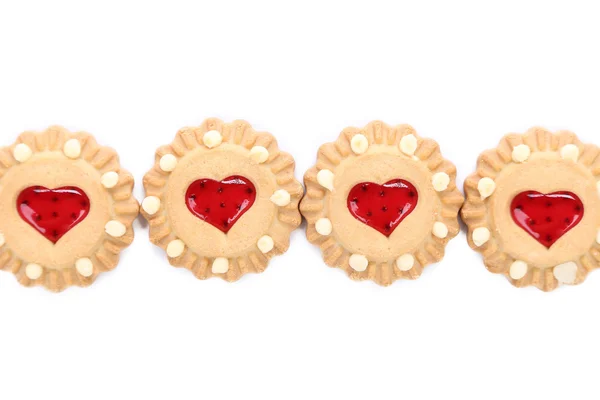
[17, 186, 90, 244]
[510, 191, 584, 248]
[347, 179, 418, 237]
[185, 176, 256, 233]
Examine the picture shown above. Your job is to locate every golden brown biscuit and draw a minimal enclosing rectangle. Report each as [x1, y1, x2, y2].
[462, 127, 600, 291]
[300, 121, 464, 286]
[141, 118, 303, 281]
[0, 126, 138, 291]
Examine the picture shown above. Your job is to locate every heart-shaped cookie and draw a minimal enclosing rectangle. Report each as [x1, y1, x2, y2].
[510, 191, 584, 248]
[347, 179, 418, 237]
[17, 186, 91, 244]
[185, 176, 256, 233]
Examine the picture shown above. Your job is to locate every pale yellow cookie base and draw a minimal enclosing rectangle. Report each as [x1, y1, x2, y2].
[0, 154, 111, 268]
[327, 148, 438, 261]
[165, 144, 278, 259]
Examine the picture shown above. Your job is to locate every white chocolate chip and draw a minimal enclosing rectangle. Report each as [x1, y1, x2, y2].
[472, 227, 491, 247]
[0, 232, 4, 247]
[349, 254, 368, 272]
[105, 220, 127, 238]
[13, 143, 32, 162]
[101, 171, 119, 189]
[509, 260, 528, 280]
[212, 257, 229, 274]
[249, 146, 269, 163]
[63, 138, 81, 159]
[166, 239, 185, 258]
[432, 172, 450, 192]
[477, 177, 496, 199]
[142, 196, 161, 215]
[203, 130, 223, 148]
[512, 144, 531, 163]
[432, 222, 448, 239]
[317, 169, 334, 191]
[597, 229, 600, 245]
[396, 254, 415, 271]
[270, 189, 291, 207]
[399, 134, 418, 156]
[350, 134, 369, 154]
[315, 218, 332, 236]
[560, 144, 579, 162]
[25, 263, 43, 280]
[75, 258, 94, 277]
[553, 262, 578, 284]
[257, 235, 274, 253]
[159, 154, 177, 172]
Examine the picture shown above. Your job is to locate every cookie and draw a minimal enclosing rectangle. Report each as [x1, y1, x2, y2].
[141, 118, 303, 281]
[462, 127, 600, 291]
[300, 121, 464, 286]
[0, 126, 138, 291]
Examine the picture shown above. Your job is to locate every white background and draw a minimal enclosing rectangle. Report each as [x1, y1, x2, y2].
[1, 1, 599, 399]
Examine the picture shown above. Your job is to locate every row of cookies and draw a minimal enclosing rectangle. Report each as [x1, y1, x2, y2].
[0, 120, 598, 292]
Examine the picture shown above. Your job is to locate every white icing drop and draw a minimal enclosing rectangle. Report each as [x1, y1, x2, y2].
[76, 258, 94, 277]
[166, 239, 185, 258]
[509, 260, 528, 280]
[203, 130, 223, 148]
[560, 144, 579, 162]
[105, 220, 127, 238]
[432, 172, 450, 192]
[477, 177, 496, 199]
[159, 154, 178, 172]
[13, 143, 32, 162]
[432, 222, 448, 239]
[249, 146, 269, 163]
[396, 254, 415, 271]
[270, 189, 291, 207]
[553, 262, 578, 284]
[101, 172, 119, 189]
[257, 235, 274, 254]
[25, 263, 43, 280]
[472, 227, 491, 247]
[399, 134, 418, 156]
[63, 138, 82, 159]
[315, 218, 332, 236]
[212, 257, 229, 273]
[512, 144, 531, 163]
[317, 169, 334, 191]
[350, 134, 369, 154]
[349, 254, 368, 272]
[142, 196, 161, 215]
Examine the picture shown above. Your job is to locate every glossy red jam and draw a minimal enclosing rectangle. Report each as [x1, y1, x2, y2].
[510, 191, 584, 248]
[347, 179, 418, 237]
[17, 186, 90, 244]
[186, 176, 256, 233]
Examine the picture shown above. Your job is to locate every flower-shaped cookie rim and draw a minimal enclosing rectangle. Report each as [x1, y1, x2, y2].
[0, 126, 138, 292]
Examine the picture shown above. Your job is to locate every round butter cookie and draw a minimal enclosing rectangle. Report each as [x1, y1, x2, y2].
[462, 127, 600, 291]
[300, 121, 464, 286]
[142, 118, 303, 281]
[0, 126, 138, 291]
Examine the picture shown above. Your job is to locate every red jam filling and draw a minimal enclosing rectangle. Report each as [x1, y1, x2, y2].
[185, 176, 256, 233]
[510, 191, 584, 248]
[347, 179, 418, 237]
[17, 186, 90, 244]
